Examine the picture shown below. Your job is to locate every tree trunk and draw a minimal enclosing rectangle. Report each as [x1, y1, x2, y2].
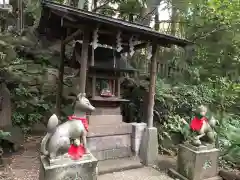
[93, 0, 97, 9]
[171, 0, 178, 36]
[129, 14, 134, 22]
[141, 0, 162, 27]
[154, 9, 159, 31]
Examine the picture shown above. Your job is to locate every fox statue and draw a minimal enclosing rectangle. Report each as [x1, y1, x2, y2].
[190, 105, 217, 146]
[40, 93, 95, 159]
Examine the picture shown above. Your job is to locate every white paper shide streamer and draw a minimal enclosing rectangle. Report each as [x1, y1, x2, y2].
[146, 43, 152, 60]
[92, 28, 99, 49]
[116, 31, 123, 52]
[129, 36, 135, 57]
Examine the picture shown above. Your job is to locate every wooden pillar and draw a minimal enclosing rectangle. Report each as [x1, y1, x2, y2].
[91, 47, 95, 66]
[91, 76, 96, 97]
[56, 39, 65, 116]
[117, 78, 121, 98]
[78, 29, 90, 93]
[146, 43, 158, 128]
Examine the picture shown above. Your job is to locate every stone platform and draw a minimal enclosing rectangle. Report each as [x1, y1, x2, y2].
[168, 144, 222, 180]
[39, 153, 98, 180]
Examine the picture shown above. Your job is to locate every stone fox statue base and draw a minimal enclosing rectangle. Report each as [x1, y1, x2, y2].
[40, 93, 95, 159]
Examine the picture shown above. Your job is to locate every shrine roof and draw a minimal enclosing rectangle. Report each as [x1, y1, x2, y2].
[38, 0, 193, 48]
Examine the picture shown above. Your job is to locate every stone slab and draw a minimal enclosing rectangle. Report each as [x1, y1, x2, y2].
[168, 168, 222, 180]
[88, 115, 123, 126]
[87, 123, 132, 137]
[174, 144, 220, 180]
[39, 153, 98, 180]
[91, 147, 133, 160]
[139, 127, 158, 166]
[98, 156, 143, 175]
[87, 134, 131, 151]
[98, 167, 174, 180]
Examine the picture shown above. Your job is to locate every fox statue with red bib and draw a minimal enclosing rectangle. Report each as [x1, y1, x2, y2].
[40, 93, 95, 159]
[190, 105, 217, 146]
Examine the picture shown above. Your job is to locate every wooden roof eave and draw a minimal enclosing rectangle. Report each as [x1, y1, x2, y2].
[41, 0, 193, 48]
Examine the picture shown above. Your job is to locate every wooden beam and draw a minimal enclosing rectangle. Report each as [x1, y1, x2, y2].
[52, 10, 78, 22]
[63, 29, 82, 45]
[117, 78, 121, 98]
[91, 75, 96, 97]
[146, 43, 158, 128]
[62, 20, 86, 30]
[62, 21, 172, 48]
[56, 38, 65, 117]
[62, 21, 130, 40]
[78, 28, 90, 93]
[91, 46, 94, 66]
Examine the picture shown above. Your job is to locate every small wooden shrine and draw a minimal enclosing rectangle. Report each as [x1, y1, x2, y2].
[83, 47, 135, 115]
[70, 45, 137, 159]
[38, 0, 192, 162]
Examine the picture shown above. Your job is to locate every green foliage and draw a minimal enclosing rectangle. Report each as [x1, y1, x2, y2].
[218, 115, 240, 166]
[0, 30, 55, 133]
[11, 83, 52, 133]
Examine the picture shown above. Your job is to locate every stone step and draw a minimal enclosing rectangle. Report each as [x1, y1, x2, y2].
[98, 156, 143, 175]
[92, 147, 133, 160]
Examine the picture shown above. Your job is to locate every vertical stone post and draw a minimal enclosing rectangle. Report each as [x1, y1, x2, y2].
[139, 43, 159, 166]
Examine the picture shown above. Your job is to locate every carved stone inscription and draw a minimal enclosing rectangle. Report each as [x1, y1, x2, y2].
[203, 159, 212, 170]
[53, 163, 96, 180]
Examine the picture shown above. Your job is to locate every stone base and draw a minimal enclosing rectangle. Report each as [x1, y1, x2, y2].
[39, 153, 98, 180]
[139, 127, 158, 166]
[168, 143, 221, 180]
[168, 168, 222, 180]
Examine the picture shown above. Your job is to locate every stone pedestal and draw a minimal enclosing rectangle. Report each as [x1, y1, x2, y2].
[39, 153, 98, 180]
[87, 99, 133, 160]
[139, 127, 158, 166]
[131, 123, 146, 156]
[169, 144, 222, 180]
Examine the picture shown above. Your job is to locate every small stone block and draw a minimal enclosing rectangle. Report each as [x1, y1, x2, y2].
[174, 144, 220, 180]
[139, 127, 158, 166]
[39, 153, 98, 180]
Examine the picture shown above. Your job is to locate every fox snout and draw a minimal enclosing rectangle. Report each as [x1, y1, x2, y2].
[89, 104, 95, 112]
